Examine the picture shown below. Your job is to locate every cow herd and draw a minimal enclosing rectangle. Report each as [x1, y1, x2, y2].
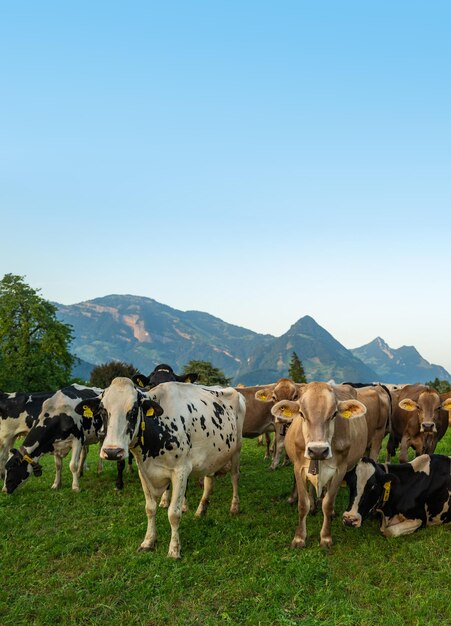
[1, 365, 450, 558]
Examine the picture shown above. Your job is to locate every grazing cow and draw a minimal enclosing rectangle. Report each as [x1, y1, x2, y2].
[133, 364, 198, 389]
[4, 385, 103, 494]
[343, 454, 451, 536]
[0, 389, 56, 478]
[271, 381, 367, 548]
[75, 377, 246, 559]
[387, 384, 450, 463]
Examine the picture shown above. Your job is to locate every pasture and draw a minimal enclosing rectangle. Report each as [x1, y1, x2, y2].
[1, 432, 450, 626]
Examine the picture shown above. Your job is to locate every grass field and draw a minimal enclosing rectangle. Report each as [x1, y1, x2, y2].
[1, 432, 450, 626]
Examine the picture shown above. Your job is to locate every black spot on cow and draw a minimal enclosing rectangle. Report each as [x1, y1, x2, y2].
[141, 415, 180, 460]
[200, 415, 206, 430]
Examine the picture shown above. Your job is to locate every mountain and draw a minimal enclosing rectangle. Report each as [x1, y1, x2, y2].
[351, 337, 451, 384]
[56, 294, 450, 385]
[56, 294, 273, 380]
[235, 315, 378, 385]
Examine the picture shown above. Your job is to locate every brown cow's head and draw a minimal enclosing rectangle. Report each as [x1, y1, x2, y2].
[255, 378, 303, 404]
[271, 382, 367, 460]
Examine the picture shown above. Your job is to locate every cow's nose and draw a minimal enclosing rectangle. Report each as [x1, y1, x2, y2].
[102, 447, 125, 461]
[421, 422, 435, 433]
[307, 444, 330, 460]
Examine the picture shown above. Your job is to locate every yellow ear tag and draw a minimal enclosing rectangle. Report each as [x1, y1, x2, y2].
[443, 401, 451, 411]
[383, 481, 391, 502]
[341, 410, 352, 419]
[260, 394, 267, 401]
[186, 378, 191, 383]
[23, 454, 34, 464]
[146, 407, 154, 417]
[141, 421, 145, 431]
[282, 407, 293, 417]
[83, 406, 93, 418]
[137, 378, 144, 388]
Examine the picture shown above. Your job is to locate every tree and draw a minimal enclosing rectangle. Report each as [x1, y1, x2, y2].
[182, 360, 231, 386]
[426, 377, 451, 394]
[0, 273, 75, 392]
[90, 361, 138, 388]
[288, 351, 307, 383]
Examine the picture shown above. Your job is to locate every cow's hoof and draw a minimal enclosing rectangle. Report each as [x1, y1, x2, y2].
[138, 542, 156, 552]
[290, 538, 306, 549]
[72, 487, 81, 493]
[51, 484, 60, 490]
[320, 538, 333, 551]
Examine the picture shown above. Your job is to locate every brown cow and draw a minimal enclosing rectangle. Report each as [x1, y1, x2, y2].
[234, 386, 276, 458]
[271, 382, 367, 548]
[353, 385, 391, 460]
[387, 384, 451, 463]
[255, 378, 305, 469]
[441, 391, 451, 428]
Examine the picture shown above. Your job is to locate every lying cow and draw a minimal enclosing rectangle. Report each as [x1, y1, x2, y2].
[271, 381, 367, 548]
[343, 454, 451, 536]
[75, 377, 246, 559]
[4, 385, 103, 494]
[387, 384, 450, 462]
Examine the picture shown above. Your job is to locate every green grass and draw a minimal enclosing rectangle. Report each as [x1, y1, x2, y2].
[1, 432, 450, 626]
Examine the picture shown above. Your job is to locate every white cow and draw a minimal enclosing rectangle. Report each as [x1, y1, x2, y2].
[76, 378, 246, 559]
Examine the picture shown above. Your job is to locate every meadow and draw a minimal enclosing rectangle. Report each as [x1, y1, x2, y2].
[1, 432, 450, 626]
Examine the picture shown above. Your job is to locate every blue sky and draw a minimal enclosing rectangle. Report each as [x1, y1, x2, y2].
[1, 1, 450, 373]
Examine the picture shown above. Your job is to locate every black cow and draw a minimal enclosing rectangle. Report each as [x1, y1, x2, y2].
[343, 454, 451, 536]
[133, 364, 198, 389]
[4, 385, 103, 494]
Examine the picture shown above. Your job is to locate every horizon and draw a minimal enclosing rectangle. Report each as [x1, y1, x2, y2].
[2, 1, 450, 372]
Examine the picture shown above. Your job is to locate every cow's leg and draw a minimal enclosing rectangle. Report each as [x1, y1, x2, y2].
[265, 432, 272, 459]
[138, 470, 160, 552]
[116, 459, 125, 490]
[291, 466, 309, 548]
[69, 442, 83, 492]
[319, 471, 343, 549]
[78, 444, 88, 477]
[368, 427, 386, 461]
[159, 484, 171, 508]
[167, 470, 189, 559]
[51, 455, 63, 490]
[399, 434, 410, 463]
[229, 448, 241, 515]
[270, 429, 286, 470]
[386, 433, 398, 462]
[0, 434, 18, 479]
[127, 451, 134, 473]
[195, 475, 214, 517]
[380, 514, 422, 537]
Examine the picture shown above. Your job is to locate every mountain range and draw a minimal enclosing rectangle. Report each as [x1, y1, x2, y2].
[55, 294, 450, 385]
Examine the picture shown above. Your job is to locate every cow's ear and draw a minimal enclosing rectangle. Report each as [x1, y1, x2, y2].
[271, 400, 299, 423]
[337, 399, 367, 419]
[255, 387, 275, 402]
[177, 372, 198, 384]
[133, 374, 150, 388]
[141, 398, 164, 418]
[441, 398, 451, 412]
[399, 398, 418, 412]
[74, 397, 101, 417]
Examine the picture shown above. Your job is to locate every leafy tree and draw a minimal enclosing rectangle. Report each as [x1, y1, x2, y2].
[90, 361, 138, 388]
[182, 360, 231, 386]
[0, 273, 74, 392]
[288, 351, 307, 383]
[426, 377, 451, 394]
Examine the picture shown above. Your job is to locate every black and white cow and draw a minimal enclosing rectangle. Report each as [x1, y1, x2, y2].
[4, 385, 103, 494]
[132, 363, 198, 389]
[343, 454, 451, 536]
[76, 377, 246, 559]
[0, 389, 56, 478]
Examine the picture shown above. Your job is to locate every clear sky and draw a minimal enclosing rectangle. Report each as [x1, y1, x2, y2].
[1, 1, 450, 372]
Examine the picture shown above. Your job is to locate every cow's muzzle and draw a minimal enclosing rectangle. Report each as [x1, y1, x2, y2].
[101, 447, 126, 461]
[305, 443, 331, 460]
[420, 422, 436, 433]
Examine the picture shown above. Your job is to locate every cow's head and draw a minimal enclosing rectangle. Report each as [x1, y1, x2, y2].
[255, 378, 303, 404]
[4, 448, 43, 494]
[343, 458, 398, 528]
[271, 382, 367, 460]
[75, 377, 163, 461]
[133, 364, 198, 389]
[399, 390, 450, 450]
